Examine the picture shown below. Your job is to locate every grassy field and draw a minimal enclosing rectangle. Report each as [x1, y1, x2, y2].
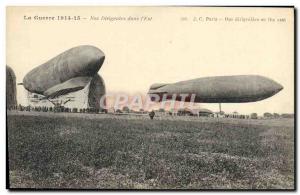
[7, 111, 294, 189]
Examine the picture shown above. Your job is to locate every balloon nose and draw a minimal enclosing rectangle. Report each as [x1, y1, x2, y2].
[274, 82, 284, 93]
[79, 46, 105, 75]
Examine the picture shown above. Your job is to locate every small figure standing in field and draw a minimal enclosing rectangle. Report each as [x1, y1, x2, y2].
[149, 110, 155, 120]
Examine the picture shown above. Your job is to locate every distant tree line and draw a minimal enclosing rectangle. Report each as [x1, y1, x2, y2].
[7, 104, 294, 119]
[7, 104, 108, 114]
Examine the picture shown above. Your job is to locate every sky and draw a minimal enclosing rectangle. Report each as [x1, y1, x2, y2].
[6, 7, 294, 115]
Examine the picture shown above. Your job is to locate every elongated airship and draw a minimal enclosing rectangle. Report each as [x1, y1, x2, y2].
[148, 75, 283, 103]
[22, 45, 105, 99]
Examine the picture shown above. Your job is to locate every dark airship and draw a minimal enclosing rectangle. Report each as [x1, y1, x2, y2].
[148, 75, 283, 103]
[23, 45, 105, 99]
[88, 74, 106, 109]
[6, 66, 17, 108]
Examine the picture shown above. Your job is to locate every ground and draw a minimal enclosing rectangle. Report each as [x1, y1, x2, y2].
[7, 111, 294, 189]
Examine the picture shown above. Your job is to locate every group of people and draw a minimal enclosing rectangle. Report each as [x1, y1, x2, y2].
[7, 104, 107, 114]
[7, 104, 159, 120]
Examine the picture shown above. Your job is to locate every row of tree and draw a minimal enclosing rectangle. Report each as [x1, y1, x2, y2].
[8, 104, 108, 114]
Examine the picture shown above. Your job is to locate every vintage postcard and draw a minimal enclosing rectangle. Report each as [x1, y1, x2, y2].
[6, 6, 295, 190]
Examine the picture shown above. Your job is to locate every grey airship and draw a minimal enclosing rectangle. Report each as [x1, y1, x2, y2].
[88, 74, 106, 109]
[6, 66, 17, 108]
[148, 75, 283, 103]
[23, 45, 105, 99]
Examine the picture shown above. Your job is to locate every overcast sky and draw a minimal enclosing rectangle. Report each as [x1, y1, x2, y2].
[7, 7, 294, 115]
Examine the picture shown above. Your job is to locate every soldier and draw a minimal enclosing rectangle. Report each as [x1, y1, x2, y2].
[149, 110, 155, 120]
